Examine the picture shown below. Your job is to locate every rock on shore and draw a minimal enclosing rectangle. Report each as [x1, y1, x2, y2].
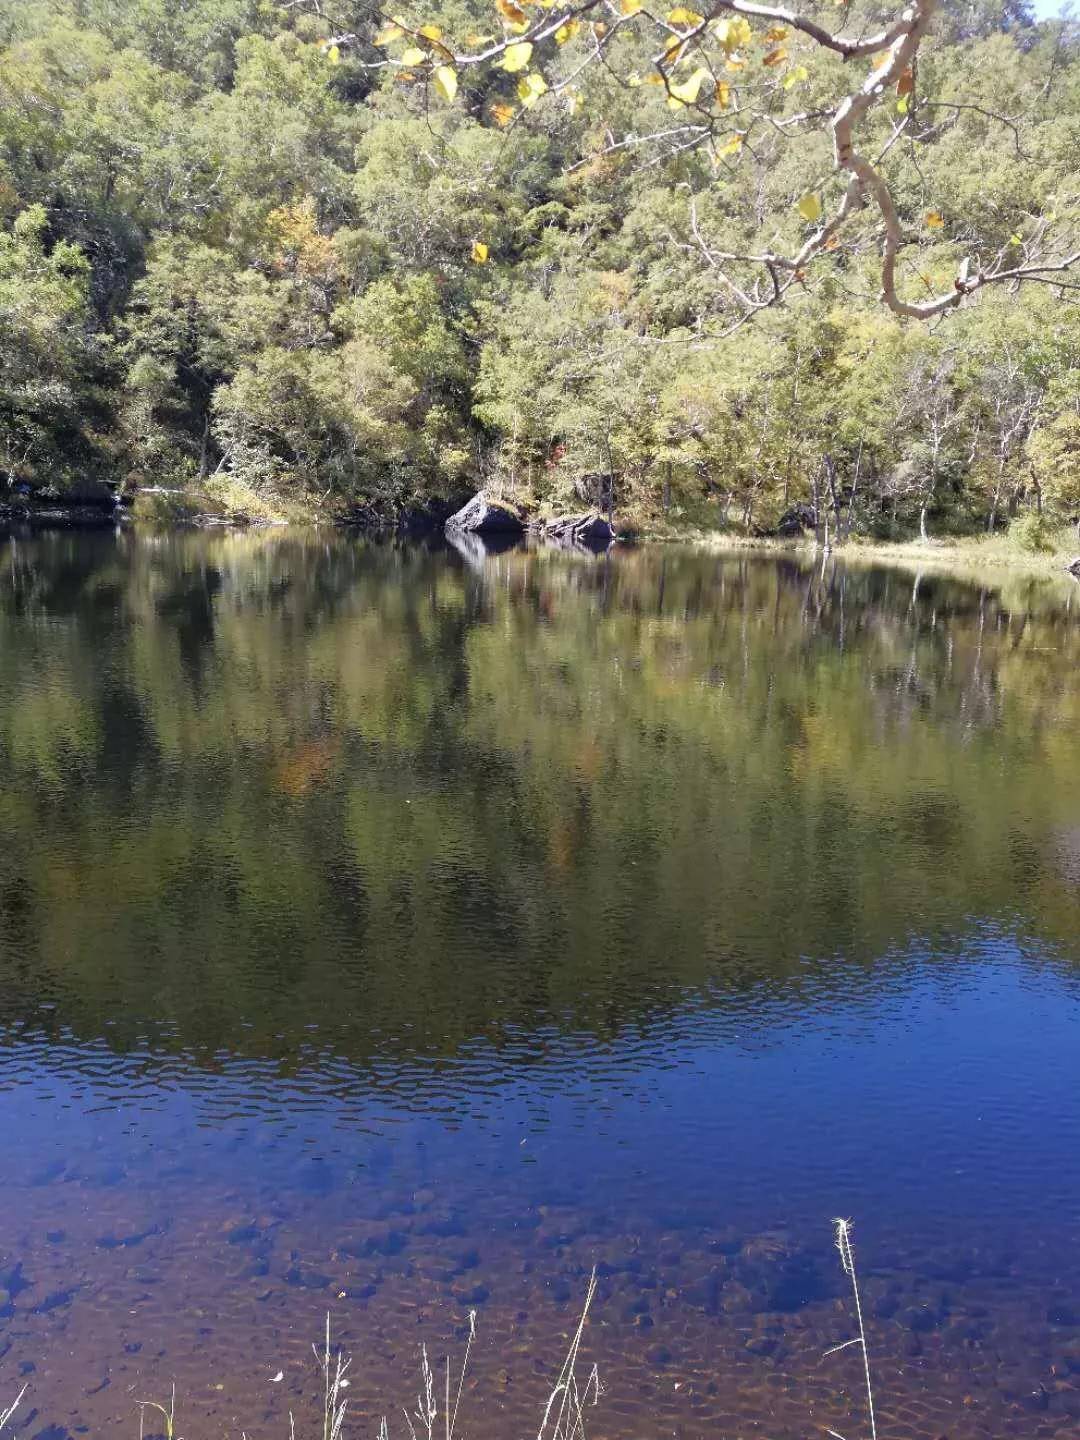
[540, 512, 615, 549]
[445, 493, 525, 535]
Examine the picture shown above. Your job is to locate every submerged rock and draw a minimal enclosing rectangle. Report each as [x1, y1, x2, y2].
[445, 493, 525, 536]
[731, 1233, 833, 1312]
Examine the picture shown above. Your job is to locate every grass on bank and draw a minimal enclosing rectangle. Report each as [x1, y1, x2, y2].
[647, 517, 1080, 576]
[2, 1223, 886, 1440]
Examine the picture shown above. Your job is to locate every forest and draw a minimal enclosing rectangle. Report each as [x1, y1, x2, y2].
[1, 0, 1079, 539]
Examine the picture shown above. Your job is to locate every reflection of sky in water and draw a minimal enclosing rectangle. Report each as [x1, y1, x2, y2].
[4, 931, 1079, 1247]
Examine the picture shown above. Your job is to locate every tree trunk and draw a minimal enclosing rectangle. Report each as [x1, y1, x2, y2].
[846, 441, 863, 539]
[198, 411, 211, 480]
[662, 463, 672, 514]
[919, 502, 930, 542]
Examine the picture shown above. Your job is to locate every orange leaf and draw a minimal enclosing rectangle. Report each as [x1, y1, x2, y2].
[762, 45, 787, 65]
[896, 66, 913, 95]
[496, 0, 529, 26]
[490, 100, 515, 124]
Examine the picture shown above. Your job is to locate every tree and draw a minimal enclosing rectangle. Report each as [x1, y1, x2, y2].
[0, 204, 99, 483]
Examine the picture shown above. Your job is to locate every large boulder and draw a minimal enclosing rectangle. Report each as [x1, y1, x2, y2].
[775, 503, 817, 538]
[542, 512, 615, 550]
[445, 492, 525, 535]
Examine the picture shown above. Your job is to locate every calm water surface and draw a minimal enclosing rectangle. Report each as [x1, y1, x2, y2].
[1, 530, 1080, 1440]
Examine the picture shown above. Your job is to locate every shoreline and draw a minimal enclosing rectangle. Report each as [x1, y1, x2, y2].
[628, 527, 1080, 580]
[4, 501, 1079, 582]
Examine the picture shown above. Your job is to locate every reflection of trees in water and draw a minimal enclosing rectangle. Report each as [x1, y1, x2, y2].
[0, 531, 1078, 1074]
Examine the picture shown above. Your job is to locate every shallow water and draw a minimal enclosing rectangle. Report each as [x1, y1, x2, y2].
[1, 530, 1079, 1440]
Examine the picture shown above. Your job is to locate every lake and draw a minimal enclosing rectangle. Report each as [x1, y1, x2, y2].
[1, 529, 1079, 1440]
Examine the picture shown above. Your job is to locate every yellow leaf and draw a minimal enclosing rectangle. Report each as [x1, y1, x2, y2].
[763, 24, 789, 39]
[1009, 231, 1023, 245]
[724, 55, 745, 69]
[870, 50, 889, 68]
[797, 192, 822, 222]
[517, 69, 548, 104]
[434, 64, 458, 99]
[374, 22, 404, 44]
[714, 15, 752, 51]
[762, 45, 787, 65]
[327, 43, 341, 63]
[472, 240, 489, 263]
[643, 71, 666, 83]
[896, 92, 909, 114]
[496, 0, 529, 26]
[667, 6, 704, 24]
[566, 89, 583, 112]
[500, 40, 533, 69]
[626, 70, 642, 85]
[490, 100, 515, 124]
[555, 18, 580, 40]
[418, 22, 442, 38]
[715, 78, 730, 107]
[400, 45, 426, 63]
[925, 211, 944, 227]
[717, 132, 743, 156]
[783, 63, 808, 87]
[620, 0, 644, 12]
[667, 65, 710, 107]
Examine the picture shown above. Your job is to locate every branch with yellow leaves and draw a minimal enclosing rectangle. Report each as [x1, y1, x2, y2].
[328, 0, 1077, 318]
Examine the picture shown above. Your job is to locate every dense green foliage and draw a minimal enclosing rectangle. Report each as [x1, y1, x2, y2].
[1, 0, 1079, 536]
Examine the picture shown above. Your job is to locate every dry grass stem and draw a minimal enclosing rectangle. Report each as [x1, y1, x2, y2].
[825, 1218, 877, 1440]
[0, 1387, 26, 1435]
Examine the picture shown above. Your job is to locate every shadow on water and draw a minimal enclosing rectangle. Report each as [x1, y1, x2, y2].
[1, 529, 1080, 1439]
